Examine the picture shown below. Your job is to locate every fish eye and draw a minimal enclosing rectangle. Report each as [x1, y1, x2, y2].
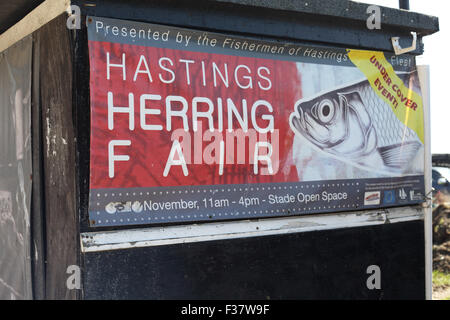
[318, 99, 334, 123]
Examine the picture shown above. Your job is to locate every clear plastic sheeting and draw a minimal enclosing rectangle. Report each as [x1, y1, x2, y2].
[0, 36, 32, 300]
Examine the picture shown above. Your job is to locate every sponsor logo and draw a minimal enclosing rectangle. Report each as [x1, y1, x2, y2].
[105, 201, 143, 214]
[364, 191, 380, 205]
[410, 190, 422, 201]
[398, 188, 407, 200]
[383, 190, 395, 204]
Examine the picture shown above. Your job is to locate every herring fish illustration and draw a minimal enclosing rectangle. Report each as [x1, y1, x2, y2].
[289, 71, 423, 174]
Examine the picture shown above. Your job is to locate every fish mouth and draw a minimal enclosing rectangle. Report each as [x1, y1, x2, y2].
[291, 105, 329, 145]
[291, 107, 307, 137]
[296, 106, 307, 131]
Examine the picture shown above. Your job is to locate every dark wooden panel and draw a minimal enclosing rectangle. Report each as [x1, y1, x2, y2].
[72, 18, 91, 234]
[73, 0, 437, 55]
[83, 220, 425, 300]
[38, 14, 79, 300]
[30, 31, 46, 300]
[211, 0, 438, 34]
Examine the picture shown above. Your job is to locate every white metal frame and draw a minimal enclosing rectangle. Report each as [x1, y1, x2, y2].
[418, 65, 433, 300]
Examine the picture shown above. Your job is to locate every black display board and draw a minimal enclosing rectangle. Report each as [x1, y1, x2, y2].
[83, 220, 425, 299]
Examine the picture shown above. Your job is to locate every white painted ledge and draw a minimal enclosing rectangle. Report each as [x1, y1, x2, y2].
[81, 205, 424, 252]
[0, 0, 71, 53]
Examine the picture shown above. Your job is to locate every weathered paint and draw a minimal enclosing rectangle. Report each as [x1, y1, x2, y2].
[82, 205, 424, 252]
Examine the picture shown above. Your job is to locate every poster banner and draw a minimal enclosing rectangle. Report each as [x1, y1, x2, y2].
[87, 16, 425, 227]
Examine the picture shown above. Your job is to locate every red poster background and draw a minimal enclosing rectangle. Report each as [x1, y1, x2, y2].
[89, 41, 302, 189]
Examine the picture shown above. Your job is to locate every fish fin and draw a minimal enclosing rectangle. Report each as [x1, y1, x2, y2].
[364, 125, 377, 155]
[378, 141, 422, 168]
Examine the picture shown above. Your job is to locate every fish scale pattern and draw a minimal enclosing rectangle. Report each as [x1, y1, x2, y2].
[357, 82, 419, 148]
